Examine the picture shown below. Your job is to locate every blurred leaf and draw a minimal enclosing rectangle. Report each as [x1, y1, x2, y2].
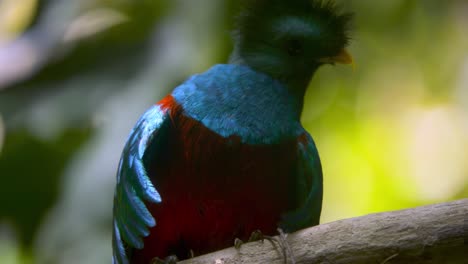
[0, 126, 92, 248]
[0, 114, 4, 153]
[0, 0, 38, 42]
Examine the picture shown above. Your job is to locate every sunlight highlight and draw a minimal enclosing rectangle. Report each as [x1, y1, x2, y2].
[404, 106, 468, 201]
[0, 0, 37, 43]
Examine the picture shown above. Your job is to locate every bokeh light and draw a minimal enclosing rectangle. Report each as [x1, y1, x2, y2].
[0, 0, 37, 43]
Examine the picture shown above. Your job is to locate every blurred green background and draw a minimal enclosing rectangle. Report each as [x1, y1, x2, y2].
[0, 0, 467, 263]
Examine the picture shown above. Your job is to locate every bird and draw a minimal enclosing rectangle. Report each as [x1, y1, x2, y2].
[112, 0, 353, 263]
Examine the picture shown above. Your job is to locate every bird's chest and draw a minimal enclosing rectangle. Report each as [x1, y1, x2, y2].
[145, 113, 300, 258]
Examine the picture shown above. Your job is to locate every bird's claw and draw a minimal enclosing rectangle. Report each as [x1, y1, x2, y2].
[276, 228, 296, 264]
[235, 229, 267, 250]
[234, 238, 243, 249]
[248, 229, 265, 242]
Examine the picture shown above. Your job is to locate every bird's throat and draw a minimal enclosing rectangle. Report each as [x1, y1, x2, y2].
[228, 53, 312, 119]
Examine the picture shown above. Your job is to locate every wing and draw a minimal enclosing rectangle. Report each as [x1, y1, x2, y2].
[280, 132, 323, 232]
[112, 104, 169, 264]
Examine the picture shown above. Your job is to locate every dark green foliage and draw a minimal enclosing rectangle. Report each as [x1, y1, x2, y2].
[0, 127, 92, 248]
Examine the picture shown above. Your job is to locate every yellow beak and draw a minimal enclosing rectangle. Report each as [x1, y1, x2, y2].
[319, 49, 355, 67]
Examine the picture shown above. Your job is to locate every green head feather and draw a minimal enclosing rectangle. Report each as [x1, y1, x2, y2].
[230, 0, 353, 94]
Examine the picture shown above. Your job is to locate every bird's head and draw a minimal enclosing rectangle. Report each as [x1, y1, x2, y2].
[231, 0, 353, 95]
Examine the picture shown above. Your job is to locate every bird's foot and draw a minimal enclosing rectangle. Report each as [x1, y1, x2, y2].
[235, 229, 266, 249]
[235, 229, 295, 263]
[234, 238, 243, 249]
[248, 229, 265, 242]
[276, 228, 296, 264]
[150, 255, 178, 264]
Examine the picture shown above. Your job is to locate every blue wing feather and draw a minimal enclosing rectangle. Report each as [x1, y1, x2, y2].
[280, 132, 323, 232]
[112, 105, 168, 264]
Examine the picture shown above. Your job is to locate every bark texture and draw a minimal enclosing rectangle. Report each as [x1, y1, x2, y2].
[180, 199, 467, 264]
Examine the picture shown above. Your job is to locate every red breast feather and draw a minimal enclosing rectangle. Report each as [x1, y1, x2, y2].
[131, 95, 302, 263]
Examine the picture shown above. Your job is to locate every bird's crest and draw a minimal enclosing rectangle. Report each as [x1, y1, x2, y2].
[235, 0, 353, 47]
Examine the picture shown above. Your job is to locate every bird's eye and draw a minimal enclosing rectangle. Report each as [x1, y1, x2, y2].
[285, 38, 303, 57]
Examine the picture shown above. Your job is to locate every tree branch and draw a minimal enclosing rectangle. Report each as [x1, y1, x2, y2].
[180, 199, 467, 264]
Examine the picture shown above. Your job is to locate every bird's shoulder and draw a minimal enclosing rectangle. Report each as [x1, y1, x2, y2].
[171, 64, 304, 144]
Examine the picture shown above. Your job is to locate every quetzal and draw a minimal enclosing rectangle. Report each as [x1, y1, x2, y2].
[112, 0, 352, 263]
